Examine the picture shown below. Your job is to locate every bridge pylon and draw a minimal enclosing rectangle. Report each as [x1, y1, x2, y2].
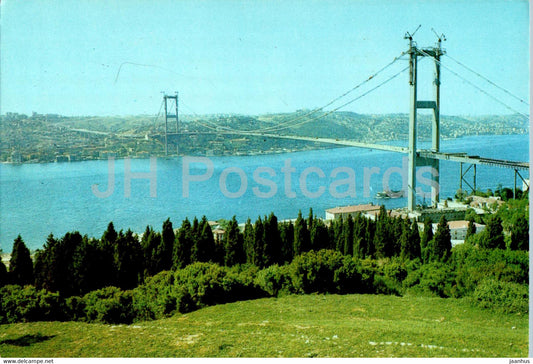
[406, 31, 445, 211]
[163, 92, 179, 155]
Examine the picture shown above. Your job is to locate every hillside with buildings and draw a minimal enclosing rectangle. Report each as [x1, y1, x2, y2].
[1, 111, 528, 163]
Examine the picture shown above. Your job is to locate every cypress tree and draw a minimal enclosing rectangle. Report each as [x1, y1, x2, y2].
[280, 221, 294, 263]
[365, 218, 376, 258]
[34, 233, 58, 291]
[173, 219, 193, 269]
[10, 235, 33, 286]
[465, 218, 476, 241]
[264, 212, 282, 266]
[0, 257, 7, 287]
[399, 219, 411, 260]
[481, 215, 505, 250]
[343, 215, 354, 256]
[510, 215, 529, 251]
[409, 220, 422, 259]
[224, 216, 245, 266]
[294, 211, 310, 256]
[373, 206, 390, 258]
[431, 215, 452, 262]
[101, 222, 119, 284]
[243, 218, 255, 264]
[156, 218, 175, 271]
[353, 221, 364, 259]
[310, 218, 329, 251]
[334, 216, 344, 252]
[191, 217, 200, 256]
[307, 208, 314, 233]
[421, 218, 433, 263]
[71, 235, 108, 295]
[327, 222, 336, 250]
[401, 220, 421, 260]
[102, 222, 118, 247]
[142, 225, 159, 275]
[253, 217, 265, 267]
[59, 232, 85, 295]
[114, 229, 143, 290]
[391, 216, 404, 255]
[194, 216, 215, 262]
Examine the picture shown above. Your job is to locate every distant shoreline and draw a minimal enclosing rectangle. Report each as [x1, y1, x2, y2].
[1, 132, 529, 166]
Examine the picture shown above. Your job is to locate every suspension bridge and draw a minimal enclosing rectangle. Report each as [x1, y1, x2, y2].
[154, 32, 529, 211]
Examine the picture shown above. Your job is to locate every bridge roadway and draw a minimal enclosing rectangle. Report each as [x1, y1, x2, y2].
[165, 131, 529, 171]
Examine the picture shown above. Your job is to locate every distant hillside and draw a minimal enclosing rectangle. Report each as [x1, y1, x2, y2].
[0, 111, 528, 163]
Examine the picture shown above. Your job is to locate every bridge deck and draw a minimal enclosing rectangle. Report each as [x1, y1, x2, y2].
[164, 131, 529, 171]
[417, 150, 529, 170]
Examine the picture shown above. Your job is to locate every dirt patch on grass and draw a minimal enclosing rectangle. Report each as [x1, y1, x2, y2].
[175, 333, 203, 346]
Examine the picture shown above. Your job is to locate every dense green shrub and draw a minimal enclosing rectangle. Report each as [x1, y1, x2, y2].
[472, 279, 528, 314]
[0, 285, 64, 323]
[333, 256, 365, 293]
[82, 286, 135, 324]
[287, 250, 372, 295]
[359, 259, 402, 295]
[403, 262, 454, 298]
[289, 250, 344, 294]
[65, 296, 86, 321]
[417, 262, 455, 298]
[255, 264, 295, 296]
[452, 243, 528, 298]
[172, 262, 265, 313]
[132, 270, 177, 321]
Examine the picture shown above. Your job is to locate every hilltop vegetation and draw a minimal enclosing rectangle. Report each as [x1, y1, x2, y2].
[1, 111, 528, 163]
[0, 199, 528, 321]
[0, 198, 528, 357]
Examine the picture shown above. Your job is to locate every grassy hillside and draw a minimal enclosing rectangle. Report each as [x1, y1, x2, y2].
[0, 294, 527, 358]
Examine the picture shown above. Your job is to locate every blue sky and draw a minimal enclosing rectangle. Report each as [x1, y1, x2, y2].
[0, 0, 529, 116]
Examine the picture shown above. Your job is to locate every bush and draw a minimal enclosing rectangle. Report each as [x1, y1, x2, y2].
[403, 262, 454, 298]
[472, 279, 528, 314]
[360, 258, 403, 295]
[255, 264, 294, 296]
[289, 250, 344, 294]
[334, 256, 367, 294]
[286, 250, 371, 295]
[82, 286, 135, 324]
[417, 263, 455, 298]
[132, 270, 176, 320]
[172, 262, 265, 313]
[65, 296, 86, 321]
[452, 244, 528, 297]
[0, 285, 65, 323]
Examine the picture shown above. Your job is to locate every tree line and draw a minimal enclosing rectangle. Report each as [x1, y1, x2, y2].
[1, 204, 528, 299]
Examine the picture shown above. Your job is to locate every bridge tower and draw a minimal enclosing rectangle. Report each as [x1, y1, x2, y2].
[163, 92, 179, 155]
[406, 30, 445, 211]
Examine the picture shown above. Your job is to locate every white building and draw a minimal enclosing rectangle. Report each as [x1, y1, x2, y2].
[325, 203, 381, 220]
[432, 220, 485, 246]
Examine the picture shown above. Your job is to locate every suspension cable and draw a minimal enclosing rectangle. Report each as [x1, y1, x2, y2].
[247, 65, 409, 133]
[246, 51, 407, 133]
[152, 99, 164, 130]
[417, 48, 529, 119]
[444, 53, 529, 107]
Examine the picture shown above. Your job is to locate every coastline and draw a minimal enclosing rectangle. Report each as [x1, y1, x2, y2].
[1, 131, 528, 165]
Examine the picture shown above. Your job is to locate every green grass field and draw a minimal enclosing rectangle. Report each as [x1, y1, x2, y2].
[0, 294, 528, 358]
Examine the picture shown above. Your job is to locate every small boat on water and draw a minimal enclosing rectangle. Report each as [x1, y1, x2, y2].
[375, 191, 391, 199]
[375, 190, 404, 199]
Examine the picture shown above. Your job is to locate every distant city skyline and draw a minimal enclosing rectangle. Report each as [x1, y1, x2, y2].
[1, 0, 529, 117]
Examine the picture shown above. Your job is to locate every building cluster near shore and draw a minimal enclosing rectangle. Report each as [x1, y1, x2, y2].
[324, 197, 496, 246]
[197, 196, 497, 248]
